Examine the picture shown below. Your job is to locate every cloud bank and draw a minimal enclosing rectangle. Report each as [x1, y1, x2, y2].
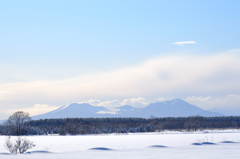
[80, 97, 148, 109]
[0, 53, 240, 118]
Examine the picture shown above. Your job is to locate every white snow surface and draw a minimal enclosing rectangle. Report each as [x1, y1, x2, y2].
[1, 129, 240, 159]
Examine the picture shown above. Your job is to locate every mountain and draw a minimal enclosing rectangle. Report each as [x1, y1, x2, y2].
[32, 103, 109, 120]
[133, 98, 223, 118]
[32, 99, 223, 120]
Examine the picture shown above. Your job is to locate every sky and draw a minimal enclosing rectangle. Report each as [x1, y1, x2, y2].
[0, 0, 240, 119]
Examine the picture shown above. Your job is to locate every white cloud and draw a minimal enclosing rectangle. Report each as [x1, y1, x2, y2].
[94, 100, 121, 108]
[79, 99, 102, 106]
[121, 97, 148, 107]
[157, 98, 165, 101]
[172, 41, 197, 46]
[96, 110, 118, 114]
[2, 104, 58, 117]
[34, 104, 49, 108]
[81, 97, 149, 109]
[0, 90, 7, 94]
[76, 98, 149, 115]
[0, 53, 240, 118]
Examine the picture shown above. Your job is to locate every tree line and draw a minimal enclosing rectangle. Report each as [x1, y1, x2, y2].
[1, 111, 240, 135]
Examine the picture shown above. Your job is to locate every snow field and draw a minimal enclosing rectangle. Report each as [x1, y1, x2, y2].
[1, 130, 240, 159]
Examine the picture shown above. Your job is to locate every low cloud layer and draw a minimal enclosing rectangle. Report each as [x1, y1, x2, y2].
[0, 53, 240, 119]
[80, 97, 148, 109]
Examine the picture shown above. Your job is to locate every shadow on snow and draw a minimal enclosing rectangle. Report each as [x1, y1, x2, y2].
[89, 147, 113, 151]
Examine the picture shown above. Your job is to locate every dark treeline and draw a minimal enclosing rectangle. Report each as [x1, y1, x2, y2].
[1, 116, 240, 135]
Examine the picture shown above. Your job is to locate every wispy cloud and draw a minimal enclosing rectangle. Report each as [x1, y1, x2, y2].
[172, 41, 197, 46]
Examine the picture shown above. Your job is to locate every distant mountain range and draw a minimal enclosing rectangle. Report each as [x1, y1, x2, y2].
[32, 99, 223, 120]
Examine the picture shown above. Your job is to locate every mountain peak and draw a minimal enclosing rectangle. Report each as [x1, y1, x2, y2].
[167, 98, 185, 103]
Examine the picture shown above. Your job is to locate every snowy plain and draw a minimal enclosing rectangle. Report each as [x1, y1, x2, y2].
[1, 129, 240, 159]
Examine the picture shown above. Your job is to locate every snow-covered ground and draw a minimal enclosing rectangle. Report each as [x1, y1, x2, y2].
[1, 129, 240, 159]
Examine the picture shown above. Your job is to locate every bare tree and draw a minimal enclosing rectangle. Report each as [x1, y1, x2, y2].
[7, 111, 31, 135]
[4, 137, 35, 154]
[4, 137, 17, 154]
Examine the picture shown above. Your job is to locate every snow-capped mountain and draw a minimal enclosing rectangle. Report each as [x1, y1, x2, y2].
[133, 98, 223, 118]
[32, 99, 223, 120]
[33, 103, 108, 120]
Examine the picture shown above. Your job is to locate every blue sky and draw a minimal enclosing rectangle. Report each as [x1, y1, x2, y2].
[0, 0, 240, 119]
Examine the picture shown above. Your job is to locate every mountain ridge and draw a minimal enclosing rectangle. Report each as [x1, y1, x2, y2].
[32, 98, 223, 120]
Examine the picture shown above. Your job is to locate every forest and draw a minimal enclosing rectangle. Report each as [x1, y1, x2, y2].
[1, 113, 240, 136]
